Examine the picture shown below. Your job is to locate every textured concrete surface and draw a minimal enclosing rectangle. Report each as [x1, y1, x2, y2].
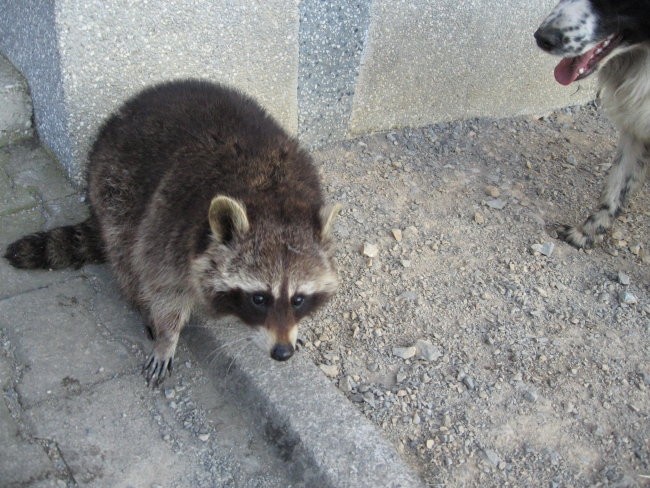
[0, 0, 299, 185]
[349, 0, 595, 134]
[0, 54, 32, 145]
[298, 0, 371, 147]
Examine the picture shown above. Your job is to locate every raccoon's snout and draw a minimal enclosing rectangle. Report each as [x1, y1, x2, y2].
[270, 343, 294, 361]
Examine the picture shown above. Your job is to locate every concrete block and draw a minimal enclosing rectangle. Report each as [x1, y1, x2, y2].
[0, 278, 136, 407]
[0, 0, 299, 185]
[0, 158, 39, 216]
[84, 264, 150, 350]
[2, 139, 78, 203]
[349, 0, 595, 134]
[0, 53, 33, 145]
[0, 347, 12, 390]
[0, 399, 55, 485]
[24, 376, 199, 487]
[43, 194, 89, 230]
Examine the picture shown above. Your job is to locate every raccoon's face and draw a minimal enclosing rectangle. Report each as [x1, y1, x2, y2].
[193, 196, 340, 361]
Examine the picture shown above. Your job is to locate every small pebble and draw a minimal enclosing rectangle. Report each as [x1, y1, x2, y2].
[474, 212, 485, 225]
[403, 226, 419, 239]
[523, 388, 538, 403]
[485, 185, 500, 198]
[462, 376, 475, 390]
[482, 449, 500, 467]
[619, 291, 638, 305]
[338, 375, 354, 393]
[164, 388, 175, 400]
[362, 243, 379, 258]
[198, 433, 210, 442]
[486, 198, 506, 210]
[415, 339, 442, 362]
[319, 364, 339, 378]
[392, 346, 417, 360]
[531, 242, 555, 257]
[391, 229, 403, 242]
[618, 271, 630, 286]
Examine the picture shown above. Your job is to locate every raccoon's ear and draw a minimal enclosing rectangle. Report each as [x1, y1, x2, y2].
[319, 203, 342, 242]
[208, 196, 250, 243]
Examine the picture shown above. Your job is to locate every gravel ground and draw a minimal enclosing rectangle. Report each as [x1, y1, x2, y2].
[304, 102, 649, 487]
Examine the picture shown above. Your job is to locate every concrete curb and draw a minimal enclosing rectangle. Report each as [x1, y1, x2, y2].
[185, 323, 425, 488]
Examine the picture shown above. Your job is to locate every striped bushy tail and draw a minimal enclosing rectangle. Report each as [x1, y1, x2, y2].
[4, 216, 105, 270]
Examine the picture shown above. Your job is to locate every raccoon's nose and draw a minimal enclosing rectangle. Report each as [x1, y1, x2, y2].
[271, 343, 294, 361]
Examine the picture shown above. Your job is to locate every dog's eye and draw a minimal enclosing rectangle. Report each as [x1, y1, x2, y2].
[291, 295, 305, 308]
[251, 293, 269, 307]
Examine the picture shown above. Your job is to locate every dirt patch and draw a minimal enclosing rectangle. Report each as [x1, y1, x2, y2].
[306, 102, 649, 487]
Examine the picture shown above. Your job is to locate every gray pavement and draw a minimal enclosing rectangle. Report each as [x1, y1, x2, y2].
[1, 110, 423, 488]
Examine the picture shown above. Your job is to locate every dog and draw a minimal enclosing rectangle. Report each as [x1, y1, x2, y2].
[534, 0, 650, 248]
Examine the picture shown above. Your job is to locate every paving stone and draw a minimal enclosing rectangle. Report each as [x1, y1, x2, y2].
[24, 376, 199, 487]
[0, 278, 137, 406]
[0, 164, 39, 216]
[3, 143, 78, 204]
[43, 194, 89, 229]
[0, 346, 14, 390]
[0, 398, 55, 485]
[84, 265, 150, 349]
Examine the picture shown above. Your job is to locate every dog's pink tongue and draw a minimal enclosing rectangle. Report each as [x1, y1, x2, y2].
[553, 45, 599, 85]
[554, 58, 580, 85]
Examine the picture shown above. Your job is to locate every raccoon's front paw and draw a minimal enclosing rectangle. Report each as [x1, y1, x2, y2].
[556, 224, 600, 249]
[142, 351, 174, 387]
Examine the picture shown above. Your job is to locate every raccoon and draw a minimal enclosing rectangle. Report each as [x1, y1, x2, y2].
[5, 79, 341, 386]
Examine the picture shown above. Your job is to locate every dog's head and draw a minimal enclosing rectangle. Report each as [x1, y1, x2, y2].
[534, 0, 650, 85]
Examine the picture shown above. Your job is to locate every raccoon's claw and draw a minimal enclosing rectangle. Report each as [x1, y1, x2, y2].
[142, 353, 174, 387]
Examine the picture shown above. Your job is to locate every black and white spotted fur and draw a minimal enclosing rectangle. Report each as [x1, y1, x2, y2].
[535, 0, 650, 248]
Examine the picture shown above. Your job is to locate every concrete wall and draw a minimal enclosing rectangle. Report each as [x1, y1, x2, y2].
[0, 0, 595, 184]
[349, 0, 595, 134]
[0, 0, 299, 185]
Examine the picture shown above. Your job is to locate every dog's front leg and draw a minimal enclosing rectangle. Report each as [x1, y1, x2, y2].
[559, 133, 648, 248]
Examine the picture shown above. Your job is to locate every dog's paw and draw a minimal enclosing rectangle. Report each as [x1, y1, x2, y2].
[556, 224, 600, 249]
[142, 351, 174, 387]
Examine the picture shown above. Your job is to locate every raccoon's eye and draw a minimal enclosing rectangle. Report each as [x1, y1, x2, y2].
[291, 295, 305, 308]
[251, 293, 270, 307]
